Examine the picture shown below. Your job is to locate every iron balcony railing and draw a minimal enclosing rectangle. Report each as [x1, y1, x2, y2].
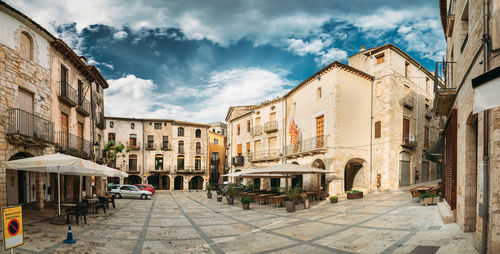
[96, 111, 105, 129]
[58, 81, 77, 107]
[231, 155, 245, 166]
[55, 132, 91, 158]
[7, 108, 54, 144]
[126, 141, 141, 150]
[151, 165, 170, 173]
[127, 164, 141, 173]
[402, 135, 417, 148]
[175, 166, 205, 173]
[248, 149, 280, 162]
[76, 97, 90, 116]
[434, 58, 456, 91]
[285, 135, 328, 155]
[445, 0, 455, 36]
[250, 125, 262, 136]
[264, 121, 278, 133]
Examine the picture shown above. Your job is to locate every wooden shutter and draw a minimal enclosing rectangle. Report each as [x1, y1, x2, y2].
[254, 140, 261, 153]
[443, 109, 457, 210]
[269, 112, 276, 122]
[18, 89, 33, 136]
[403, 118, 410, 143]
[237, 144, 242, 155]
[316, 115, 324, 148]
[268, 137, 277, 150]
[375, 121, 381, 138]
[424, 126, 429, 149]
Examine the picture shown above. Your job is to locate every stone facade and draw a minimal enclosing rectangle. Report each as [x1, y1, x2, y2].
[104, 117, 209, 190]
[437, 0, 500, 252]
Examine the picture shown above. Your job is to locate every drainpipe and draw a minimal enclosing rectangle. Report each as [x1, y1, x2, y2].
[370, 78, 373, 191]
[481, 0, 490, 253]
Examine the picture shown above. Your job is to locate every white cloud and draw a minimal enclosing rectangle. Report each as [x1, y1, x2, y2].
[315, 48, 348, 65]
[87, 58, 114, 70]
[286, 38, 332, 56]
[112, 30, 128, 40]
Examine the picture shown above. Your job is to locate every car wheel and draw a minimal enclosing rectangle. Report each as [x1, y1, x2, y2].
[115, 193, 122, 199]
[141, 194, 148, 200]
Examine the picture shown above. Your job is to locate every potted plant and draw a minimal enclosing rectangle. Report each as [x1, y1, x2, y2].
[330, 196, 338, 203]
[226, 185, 236, 205]
[300, 193, 310, 209]
[241, 196, 253, 210]
[206, 184, 213, 199]
[346, 190, 363, 199]
[284, 187, 300, 213]
[420, 193, 438, 206]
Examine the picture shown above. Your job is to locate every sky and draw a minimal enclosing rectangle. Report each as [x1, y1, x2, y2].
[7, 0, 446, 123]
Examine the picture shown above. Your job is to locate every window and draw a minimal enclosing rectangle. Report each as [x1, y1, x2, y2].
[212, 152, 219, 162]
[154, 123, 162, 130]
[246, 142, 250, 153]
[129, 134, 137, 148]
[375, 121, 381, 139]
[237, 124, 240, 135]
[20, 32, 33, 60]
[405, 62, 410, 77]
[77, 80, 83, 105]
[108, 133, 115, 141]
[214, 138, 219, 145]
[131, 123, 135, 129]
[178, 141, 184, 154]
[247, 120, 251, 132]
[316, 115, 324, 148]
[375, 53, 384, 64]
[109, 121, 114, 128]
[317, 87, 322, 98]
[237, 144, 242, 156]
[129, 155, 137, 171]
[424, 126, 430, 149]
[403, 118, 410, 143]
[196, 142, 201, 154]
[195, 129, 201, 138]
[162, 136, 169, 149]
[147, 135, 154, 149]
[155, 154, 163, 170]
[177, 155, 184, 170]
[178, 127, 184, 136]
[195, 156, 201, 170]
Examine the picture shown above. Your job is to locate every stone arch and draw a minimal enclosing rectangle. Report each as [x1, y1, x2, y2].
[7, 152, 34, 204]
[127, 175, 142, 185]
[344, 158, 367, 191]
[291, 161, 299, 165]
[174, 176, 184, 190]
[161, 175, 170, 190]
[189, 176, 203, 190]
[147, 174, 159, 189]
[311, 159, 326, 191]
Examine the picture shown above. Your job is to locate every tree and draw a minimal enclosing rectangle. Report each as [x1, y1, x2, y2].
[103, 140, 130, 168]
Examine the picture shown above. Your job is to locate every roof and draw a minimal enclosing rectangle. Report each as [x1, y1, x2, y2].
[52, 39, 94, 81]
[104, 116, 209, 128]
[225, 105, 254, 122]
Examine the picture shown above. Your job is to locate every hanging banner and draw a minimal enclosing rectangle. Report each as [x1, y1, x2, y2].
[2, 206, 24, 250]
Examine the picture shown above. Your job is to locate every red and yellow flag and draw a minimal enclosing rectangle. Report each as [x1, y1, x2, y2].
[289, 119, 299, 145]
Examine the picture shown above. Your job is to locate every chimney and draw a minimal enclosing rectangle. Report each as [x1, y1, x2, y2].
[79, 55, 87, 64]
[359, 45, 366, 52]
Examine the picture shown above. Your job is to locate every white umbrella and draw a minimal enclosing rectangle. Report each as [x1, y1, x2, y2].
[5, 153, 109, 215]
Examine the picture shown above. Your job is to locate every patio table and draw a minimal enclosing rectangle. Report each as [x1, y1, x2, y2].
[270, 195, 287, 207]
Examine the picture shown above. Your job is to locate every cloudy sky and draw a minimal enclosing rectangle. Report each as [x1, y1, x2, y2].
[7, 0, 445, 123]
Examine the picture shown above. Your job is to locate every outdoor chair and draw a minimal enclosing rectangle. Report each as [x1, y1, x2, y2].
[67, 203, 88, 225]
[94, 197, 107, 214]
[107, 195, 116, 209]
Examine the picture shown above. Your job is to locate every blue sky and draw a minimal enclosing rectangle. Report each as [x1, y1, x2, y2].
[8, 0, 446, 123]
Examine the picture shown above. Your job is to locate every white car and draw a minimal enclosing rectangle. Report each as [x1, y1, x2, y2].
[110, 184, 152, 200]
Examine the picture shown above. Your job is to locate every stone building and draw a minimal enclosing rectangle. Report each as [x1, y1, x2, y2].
[0, 1, 108, 209]
[209, 121, 227, 137]
[226, 44, 440, 196]
[437, 0, 500, 252]
[104, 117, 209, 190]
[208, 131, 226, 185]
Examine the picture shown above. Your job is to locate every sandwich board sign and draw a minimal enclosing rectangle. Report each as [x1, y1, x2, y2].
[2, 206, 23, 250]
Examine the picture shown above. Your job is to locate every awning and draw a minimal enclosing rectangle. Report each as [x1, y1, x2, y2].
[425, 136, 443, 163]
[473, 66, 500, 113]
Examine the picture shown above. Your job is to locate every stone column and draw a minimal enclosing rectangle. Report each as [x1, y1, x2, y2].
[35, 173, 44, 209]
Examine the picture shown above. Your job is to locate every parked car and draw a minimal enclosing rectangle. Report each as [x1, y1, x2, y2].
[110, 184, 152, 199]
[107, 183, 121, 191]
[135, 184, 155, 195]
[220, 183, 248, 195]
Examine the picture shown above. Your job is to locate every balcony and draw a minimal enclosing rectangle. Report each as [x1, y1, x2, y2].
[55, 132, 91, 159]
[7, 108, 54, 146]
[176, 166, 205, 174]
[446, 0, 455, 37]
[161, 142, 171, 151]
[76, 97, 90, 117]
[250, 125, 262, 136]
[264, 121, 278, 133]
[96, 112, 105, 129]
[196, 148, 203, 155]
[402, 135, 417, 149]
[145, 142, 156, 150]
[434, 60, 456, 117]
[149, 165, 170, 173]
[58, 82, 77, 107]
[127, 141, 141, 150]
[284, 135, 328, 157]
[211, 158, 220, 165]
[127, 165, 141, 173]
[231, 155, 245, 166]
[401, 92, 415, 109]
[248, 149, 280, 162]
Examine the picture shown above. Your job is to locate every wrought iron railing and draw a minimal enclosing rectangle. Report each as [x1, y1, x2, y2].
[7, 108, 54, 144]
[55, 132, 91, 158]
[248, 149, 280, 161]
[96, 111, 105, 129]
[250, 125, 262, 136]
[285, 135, 328, 155]
[126, 141, 141, 150]
[76, 97, 90, 116]
[264, 121, 278, 133]
[58, 81, 77, 106]
[175, 166, 205, 173]
[434, 58, 456, 91]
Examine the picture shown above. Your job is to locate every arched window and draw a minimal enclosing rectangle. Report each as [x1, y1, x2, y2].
[131, 123, 135, 129]
[109, 121, 114, 128]
[196, 142, 201, 154]
[155, 154, 163, 170]
[178, 141, 184, 154]
[195, 129, 201, 138]
[178, 127, 184, 136]
[20, 32, 33, 60]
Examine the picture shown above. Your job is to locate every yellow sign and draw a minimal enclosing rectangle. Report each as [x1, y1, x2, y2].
[2, 206, 23, 250]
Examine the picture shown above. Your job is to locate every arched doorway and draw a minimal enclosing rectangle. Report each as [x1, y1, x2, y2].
[161, 175, 170, 190]
[7, 152, 34, 204]
[344, 158, 365, 191]
[174, 176, 184, 190]
[399, 152, 411, 186]
[189, 176, 203, 190]
[312, 159, 326, 191]
[147, 174, 159, 189]
[127, 175, 142, 185]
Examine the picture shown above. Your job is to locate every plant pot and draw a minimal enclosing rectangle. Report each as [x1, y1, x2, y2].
[227, 197, 234, 205]
[347, 192, 363, 199]
[420, 197, 438, 206]
[242, 203, 250, 210]
[303, 199, 310, 209]
[330, 197, 338, 203]
[207, 192, 212, 199]
[217, 196, 223, 202]
[285, 200, 295, 213]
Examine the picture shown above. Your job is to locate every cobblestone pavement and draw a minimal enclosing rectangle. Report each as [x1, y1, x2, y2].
[8, 190, 478, 254]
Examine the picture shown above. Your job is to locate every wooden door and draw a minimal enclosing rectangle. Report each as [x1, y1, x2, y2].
[77, 122, 84, 152]
[421, 161, 429, 182]
[18, 89, 33, 136]
[61, 113, 68, 149]
[316, 115, 324, 148]
[444, 109, 457, 210]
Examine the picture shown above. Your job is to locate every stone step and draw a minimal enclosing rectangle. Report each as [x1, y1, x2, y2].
[437, 201, 455, 224]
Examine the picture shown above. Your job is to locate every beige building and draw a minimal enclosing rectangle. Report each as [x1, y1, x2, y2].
[437, 0, 500, 252]
[227, 44, 440, 196]
[0, 1, 108, 209]
[104, 117, 209, 190]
